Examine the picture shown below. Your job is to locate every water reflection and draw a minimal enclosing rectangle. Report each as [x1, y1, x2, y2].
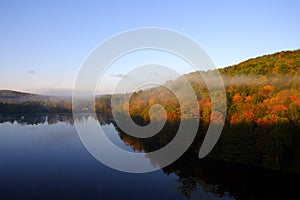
[0, 113, 115, 126]
[115, 127, 300, 200]
[0, 114, 299, 200]
[163, 154, 300, 200]
[0, 114, 73, 125]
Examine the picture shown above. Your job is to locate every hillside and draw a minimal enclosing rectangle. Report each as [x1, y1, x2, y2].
[0, 90, 38, 97]
[0, 90, 49, 103]
[101, 49, 300, 120]
[0, 90, 72, 114]
[98, 49, 300, 172]
[219, 49, 300, 76]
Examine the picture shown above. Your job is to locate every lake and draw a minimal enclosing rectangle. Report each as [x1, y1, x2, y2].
[0, 114, 299, 200]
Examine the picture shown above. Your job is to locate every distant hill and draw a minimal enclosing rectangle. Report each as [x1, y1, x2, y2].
[0, 90, 71, 114]
[0, 90, 49, 103]
[0, 90, 38, 97]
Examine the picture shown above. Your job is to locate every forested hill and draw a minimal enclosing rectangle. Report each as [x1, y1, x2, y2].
[0, 90, 37, 97]
[0, 90, 48, 103]
[105, 49, 300, 121]
[219, 49, 300, 76]
[98, 49, 300, 172]
[0, 90, 71, 114]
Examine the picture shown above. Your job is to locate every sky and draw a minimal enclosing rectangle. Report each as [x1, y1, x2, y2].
[0, 0, 299, 95]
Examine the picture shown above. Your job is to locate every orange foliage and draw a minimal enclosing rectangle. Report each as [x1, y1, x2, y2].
[271, 104, 288, 113]
[256, 114, 279, 126]
[149, 98, 155, 105]
[245, 95, 252, 103]
[122, 136, 143, 151]
[290, 95, 297, 101]
[285, 59, 294, 65]
[243, 110, 255, 122]
[256, 118, 268, 126]
[166, 108, 180, 120]
[230, 113, 241, 124]
[232, 93, 243, 103]
[290, 95, 300, 106]
[263, 85, 274, 91]
[198, 99, 211, 108]
[211, 111, 224, 124]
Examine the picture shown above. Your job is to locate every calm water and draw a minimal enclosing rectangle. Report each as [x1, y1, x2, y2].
[0, 114, 299, 200]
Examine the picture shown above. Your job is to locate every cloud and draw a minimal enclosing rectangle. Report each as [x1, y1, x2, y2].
[110, 73, 128, 78]
[27, 70, 36, 74]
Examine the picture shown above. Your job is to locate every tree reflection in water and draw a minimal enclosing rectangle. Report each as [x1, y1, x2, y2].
[110, 117, 300, 200]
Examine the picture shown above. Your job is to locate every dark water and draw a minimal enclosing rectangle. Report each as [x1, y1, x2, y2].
[0, 114, 299, 200]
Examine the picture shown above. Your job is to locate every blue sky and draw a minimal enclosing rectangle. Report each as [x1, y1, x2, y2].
[0, 0, 299, 95]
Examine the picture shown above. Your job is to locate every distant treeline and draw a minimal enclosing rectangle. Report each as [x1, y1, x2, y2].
[0, 101, 71, 114]
[0, 90, 72, 114]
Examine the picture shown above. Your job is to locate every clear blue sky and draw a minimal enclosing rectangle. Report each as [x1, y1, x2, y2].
[0, 0, 299, 95]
